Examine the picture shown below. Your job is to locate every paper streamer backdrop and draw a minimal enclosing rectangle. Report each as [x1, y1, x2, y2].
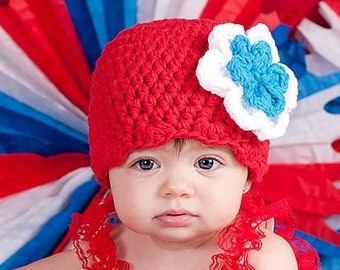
[0, 0, 339, 269]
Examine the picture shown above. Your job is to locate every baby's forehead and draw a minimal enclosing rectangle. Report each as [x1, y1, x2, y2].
[130, 139, 235, 156]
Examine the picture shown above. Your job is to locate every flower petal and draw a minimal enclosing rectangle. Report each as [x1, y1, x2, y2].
[196, 23, 298, 141]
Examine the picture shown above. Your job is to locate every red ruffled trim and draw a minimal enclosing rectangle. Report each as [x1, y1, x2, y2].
[211, 190, 319, 269]
[70, 190, 319, 269]
[70, 193, 130, 269]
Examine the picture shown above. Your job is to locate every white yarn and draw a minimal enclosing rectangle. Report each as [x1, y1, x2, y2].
[196, 23, 298, 140]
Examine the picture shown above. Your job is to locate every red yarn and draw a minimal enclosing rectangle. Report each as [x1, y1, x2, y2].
[88, 19, 269, 188]
[81, 18, 319, 269]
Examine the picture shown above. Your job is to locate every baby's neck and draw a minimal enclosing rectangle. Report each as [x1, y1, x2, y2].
[111, 224, 221, 270]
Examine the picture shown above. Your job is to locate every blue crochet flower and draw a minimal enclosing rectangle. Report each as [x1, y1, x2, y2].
[226, 35, 289, 118]
[196, 23, 298, 140]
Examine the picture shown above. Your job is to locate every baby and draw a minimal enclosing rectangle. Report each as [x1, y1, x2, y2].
[19, 18, 319, 269]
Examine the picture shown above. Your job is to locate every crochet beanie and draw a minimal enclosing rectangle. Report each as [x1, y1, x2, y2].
[89, 18, 297, 187]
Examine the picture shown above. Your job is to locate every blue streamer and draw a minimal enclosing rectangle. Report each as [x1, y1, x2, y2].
[103, 0, 125, 41]
[272, 24, 307, 79]
[0, 91, 88, 155]
[123, 0, 137, 29]
[324, 96, 340, 114]
[273, 24, 340, 100]
[320, 255, 340, 270]
[67, 0, 136, 67]
[86, 0, 108, 49]
[0, 179, 99, 269]
[294, 230, 340, 258]
[298, 72, 340, 100]
[64, 0, 101, 70]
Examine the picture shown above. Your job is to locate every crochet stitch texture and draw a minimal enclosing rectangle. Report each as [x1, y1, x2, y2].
[227, 35, 289, 118]
[89, 19, 269, 187]
[195, 23, 297, 141]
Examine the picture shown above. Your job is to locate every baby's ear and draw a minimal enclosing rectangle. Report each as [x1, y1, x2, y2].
[243, 180, 252, 194]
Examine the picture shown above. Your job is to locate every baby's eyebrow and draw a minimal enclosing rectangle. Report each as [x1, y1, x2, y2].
[196, 143, 233, 153]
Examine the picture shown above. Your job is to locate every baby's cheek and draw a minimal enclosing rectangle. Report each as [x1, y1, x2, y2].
[215, 197, 243, 226]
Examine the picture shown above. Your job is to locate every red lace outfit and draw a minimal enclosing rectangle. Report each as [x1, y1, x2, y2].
[70, 190, 319, 269]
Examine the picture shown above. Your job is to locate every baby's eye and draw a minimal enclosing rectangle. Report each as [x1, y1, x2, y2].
[133, 159, 159, 170]
[195, 157, 222, 170]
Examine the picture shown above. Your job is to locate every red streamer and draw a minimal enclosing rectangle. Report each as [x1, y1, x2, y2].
[260, 163, 340, 246]
[0, 153, 90, 198]
[0, 0, 91, 113]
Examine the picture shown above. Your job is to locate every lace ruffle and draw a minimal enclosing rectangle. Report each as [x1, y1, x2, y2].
[211, 190, 319, 269]
[70, 190, 319, 269]
[70, 193, 130, 269]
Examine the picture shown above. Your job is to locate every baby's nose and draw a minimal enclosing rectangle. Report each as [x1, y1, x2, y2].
[159, 171, 195, 198]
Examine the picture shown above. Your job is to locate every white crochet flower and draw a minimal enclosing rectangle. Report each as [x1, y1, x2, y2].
[196, 23, 298, 141]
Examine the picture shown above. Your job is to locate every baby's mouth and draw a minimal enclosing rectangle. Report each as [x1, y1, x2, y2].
[154, 210, 197, 226]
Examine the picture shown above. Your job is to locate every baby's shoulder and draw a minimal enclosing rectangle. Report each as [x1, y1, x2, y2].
[15, 249, 82, 270]
[248, 229, 298, 270]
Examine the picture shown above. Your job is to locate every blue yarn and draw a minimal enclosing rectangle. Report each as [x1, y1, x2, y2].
[226, 35, 289, 118]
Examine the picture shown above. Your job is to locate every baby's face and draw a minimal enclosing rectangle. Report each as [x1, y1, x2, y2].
[108, 139, 249, 246]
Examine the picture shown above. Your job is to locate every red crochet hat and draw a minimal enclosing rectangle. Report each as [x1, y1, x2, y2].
[89, 19, 297, 187]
